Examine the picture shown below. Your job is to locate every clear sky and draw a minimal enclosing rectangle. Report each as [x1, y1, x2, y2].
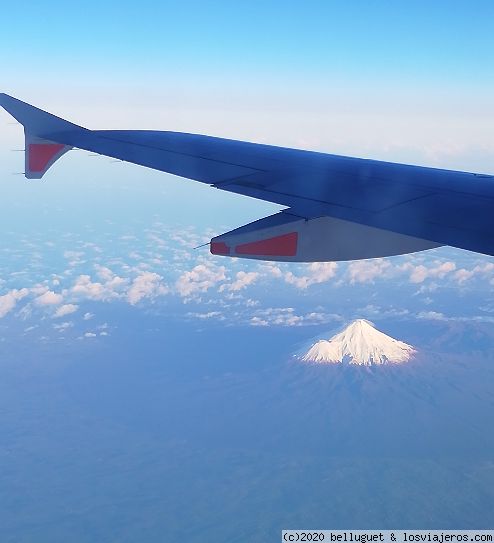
[2, 0, 494, 85]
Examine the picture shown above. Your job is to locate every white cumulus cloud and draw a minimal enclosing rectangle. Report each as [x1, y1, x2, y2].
[35, 291, 64, 306]
[348, 259, 391, 284]
[251, 316, 269, 326]
[53, 304, 78, 318]
[63, 251, 84, 259]
[259, 264, 283, 277]
[254, 307, 305, 326]
[417, 310, 446, 320]
[94, 265, 115, 281]
[31, 285, 49, 295]
[176, 264, 227, 296]
[127, 272, 167, 305]
[220, 271, 259, 292]
[0, 288, 29, 318]
[71, 275, 128, 301]
[285, 262, 338, 290]
[454, 262, 494, 284]
[409, 261, 456, 283]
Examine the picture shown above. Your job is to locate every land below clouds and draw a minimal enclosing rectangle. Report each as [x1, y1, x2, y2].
[44, 309, 494, 460]
[63, 348, 494, 460]
[1, 310, 494, 537]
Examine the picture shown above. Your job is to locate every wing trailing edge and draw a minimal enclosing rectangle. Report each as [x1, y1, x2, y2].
[210, 212, 441, 262]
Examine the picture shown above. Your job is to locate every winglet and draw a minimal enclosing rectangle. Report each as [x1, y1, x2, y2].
[0, 93, 85, 179]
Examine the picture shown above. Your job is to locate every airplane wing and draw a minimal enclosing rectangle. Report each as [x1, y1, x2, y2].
[1, 92, 493, 262]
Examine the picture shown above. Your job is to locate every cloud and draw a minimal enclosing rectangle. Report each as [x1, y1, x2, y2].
[348, 259, 391, 284]
[83, 312, 93, 320]
[453, 262, 494, 284]
[85, 332, 96, 337]
[273, 313, 304, 326]
[186, 311, 222, 319]
[63, 251, 86, 267]
[94, 265, 115, 281]
[250, 306, 342, 327]
[0, 288, 29, 318]
[254, 307, 305, 326]
[63, 251, 84, 259]
[173, 249, 192, 261]
[356, 305, 410, 318]
[53, 304, 78, 318]
[147, 233, 166, 247]
[127, 272, 167, 305]
[31, 285, 49, 295]
[176, 264, 227, 296]
[35, 291, 64, 306]
[409, 261, 456, 283]
[305, 312, 324, 321]
[16, 304, 32, 320]
[259, 264, 283, 277]
[251, 317, 269, 326]
[53, 321, 73, 330]
[285, 262, 338, 289]
[413, 282, 438, 295]
[71, 274, 128, 301]
[417, 310, 446, 320]
[415, 311, 494, 323]
[170, 231, 200, 248]
[220, 271, 259, 292]
[454, 269, 474, 284]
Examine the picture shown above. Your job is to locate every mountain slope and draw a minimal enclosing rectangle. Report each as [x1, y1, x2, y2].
[302, 319, 415, 365]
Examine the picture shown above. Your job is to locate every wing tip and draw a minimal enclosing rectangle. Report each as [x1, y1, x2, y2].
[0, 93, 18, 109]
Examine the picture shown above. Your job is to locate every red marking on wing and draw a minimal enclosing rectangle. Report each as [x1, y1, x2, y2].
[235, 232, 298, 256]
[29, 144, 65, 172]
[210, 242, 230, 255]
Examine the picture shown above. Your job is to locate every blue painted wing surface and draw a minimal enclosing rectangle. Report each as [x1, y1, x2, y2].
[1, 92, 493, 261]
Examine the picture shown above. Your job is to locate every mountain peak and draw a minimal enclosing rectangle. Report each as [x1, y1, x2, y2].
[301, 319, 415, 366]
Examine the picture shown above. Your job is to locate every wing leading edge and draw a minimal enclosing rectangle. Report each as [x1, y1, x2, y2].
[1, 92, 493, 261]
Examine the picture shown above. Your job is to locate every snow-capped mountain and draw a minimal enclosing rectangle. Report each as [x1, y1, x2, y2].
[301, 319, 415, 365]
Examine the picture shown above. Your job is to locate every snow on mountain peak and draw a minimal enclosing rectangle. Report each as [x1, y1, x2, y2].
[301, 319, 415, 366]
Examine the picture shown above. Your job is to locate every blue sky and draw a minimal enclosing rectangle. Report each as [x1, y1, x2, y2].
[2, 0, 494, 86]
